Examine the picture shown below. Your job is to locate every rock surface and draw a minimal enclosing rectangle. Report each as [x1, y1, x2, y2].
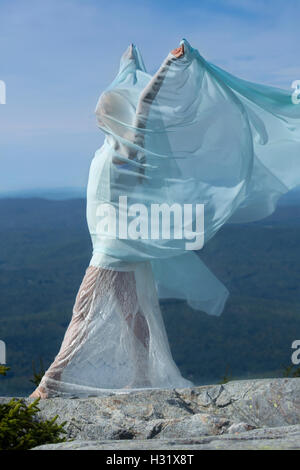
[1, 378, 300, 450]
[32, 425, 300, 450]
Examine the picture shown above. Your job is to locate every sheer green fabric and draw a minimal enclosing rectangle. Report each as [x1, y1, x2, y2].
[87, 38, 300, 315]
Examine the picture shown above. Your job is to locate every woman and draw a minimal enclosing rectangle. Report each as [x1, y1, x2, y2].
[30, 39, 300, 398]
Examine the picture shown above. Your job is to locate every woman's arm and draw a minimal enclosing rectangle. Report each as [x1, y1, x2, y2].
[131, 44, 185, 156]
[113, 44, 185, 170]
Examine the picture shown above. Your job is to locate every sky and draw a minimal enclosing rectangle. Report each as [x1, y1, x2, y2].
[1, 0, 300, 192]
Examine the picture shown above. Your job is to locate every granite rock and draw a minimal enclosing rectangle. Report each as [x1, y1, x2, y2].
[1, 378, 300, 450]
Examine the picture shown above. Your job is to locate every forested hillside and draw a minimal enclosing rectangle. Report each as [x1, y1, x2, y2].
[0, 197, 299, 396]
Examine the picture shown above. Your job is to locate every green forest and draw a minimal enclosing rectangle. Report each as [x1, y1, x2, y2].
[0, 197, 300, 396]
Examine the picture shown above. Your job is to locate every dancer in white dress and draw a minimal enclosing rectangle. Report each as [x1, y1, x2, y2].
[30, 43, 193, 398]
[30, 38, 300, 398]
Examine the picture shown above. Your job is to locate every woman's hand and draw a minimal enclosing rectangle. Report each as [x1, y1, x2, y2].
[170, 44, 184, 58]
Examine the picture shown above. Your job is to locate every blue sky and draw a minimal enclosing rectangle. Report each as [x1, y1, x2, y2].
[1, 0, 300, 192]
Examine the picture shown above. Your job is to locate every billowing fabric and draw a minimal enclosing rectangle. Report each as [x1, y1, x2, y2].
[32, 39, 300, 397]
[89, 38, 300, 315]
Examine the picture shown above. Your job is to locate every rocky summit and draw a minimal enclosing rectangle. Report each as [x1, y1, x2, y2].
[1, 378, 300, 450]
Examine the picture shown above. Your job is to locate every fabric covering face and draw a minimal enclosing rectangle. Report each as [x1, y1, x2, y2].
[88, 38, 300, 316]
